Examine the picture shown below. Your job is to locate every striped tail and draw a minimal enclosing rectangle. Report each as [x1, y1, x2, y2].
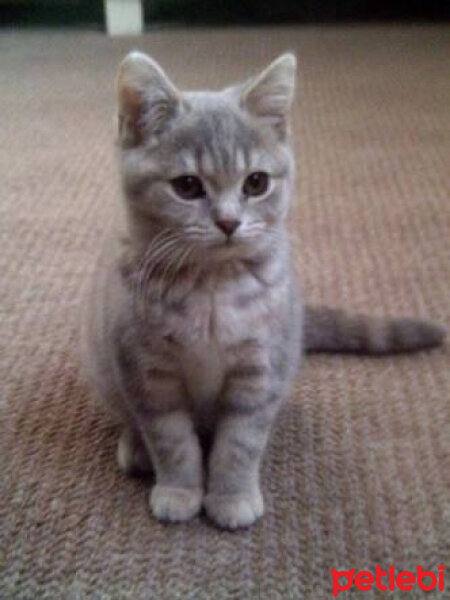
[303, 305, 446, 355]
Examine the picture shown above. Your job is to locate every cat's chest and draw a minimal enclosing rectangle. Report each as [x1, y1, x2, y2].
[162, 271, 271, 347]
[158, 273, 274, 400]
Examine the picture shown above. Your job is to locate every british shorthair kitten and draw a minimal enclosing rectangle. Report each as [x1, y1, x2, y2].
[82, 52, 444, 529]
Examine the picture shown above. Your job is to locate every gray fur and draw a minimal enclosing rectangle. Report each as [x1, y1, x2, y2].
[304, 306, 445, 354]
[82, 52, 445, 530]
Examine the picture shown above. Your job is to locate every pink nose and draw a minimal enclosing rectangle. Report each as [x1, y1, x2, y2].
[215, 219, 241, 237]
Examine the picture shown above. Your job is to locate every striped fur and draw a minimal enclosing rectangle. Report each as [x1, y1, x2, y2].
[304, 305, 445, 355]
[82, 52, 445, 531]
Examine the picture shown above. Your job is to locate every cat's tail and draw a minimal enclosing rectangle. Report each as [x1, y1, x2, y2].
[303, 305, 446, 355]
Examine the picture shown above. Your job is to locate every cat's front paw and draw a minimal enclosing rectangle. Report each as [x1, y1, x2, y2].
[204, 489, 264, 530]
[150, 485, 203, 522]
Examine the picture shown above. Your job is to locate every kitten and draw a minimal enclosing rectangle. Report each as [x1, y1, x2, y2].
[82, 52, 445, 529]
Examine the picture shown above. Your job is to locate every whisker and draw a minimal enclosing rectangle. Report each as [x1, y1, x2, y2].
[134, 231, 184, 310]
[156, 243, 187, 302]
[163, 244, 194, 301]
[143, 238, 182, 304]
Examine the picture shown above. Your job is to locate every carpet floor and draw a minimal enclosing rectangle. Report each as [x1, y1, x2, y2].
[1, 25, 449, 599]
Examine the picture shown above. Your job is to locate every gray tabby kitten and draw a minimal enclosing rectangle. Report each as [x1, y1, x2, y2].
[83, 52, 445, 529]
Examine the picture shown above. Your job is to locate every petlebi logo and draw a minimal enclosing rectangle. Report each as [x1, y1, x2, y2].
[330, 564, 445, 597]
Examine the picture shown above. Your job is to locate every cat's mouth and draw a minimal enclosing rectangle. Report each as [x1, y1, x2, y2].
[208, 236, 238, 248]
[206, 236, 265, 264]
[216, 236, 246, 252]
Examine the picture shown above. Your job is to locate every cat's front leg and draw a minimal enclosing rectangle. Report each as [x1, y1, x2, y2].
[115, 334, 204, 522]
[143, 409, 203, 522]
[204, 391, 277, 530]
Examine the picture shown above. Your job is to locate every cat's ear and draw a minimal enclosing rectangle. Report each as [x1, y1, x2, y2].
[240, 53, 296, 136]
[116, 51, 182, 146]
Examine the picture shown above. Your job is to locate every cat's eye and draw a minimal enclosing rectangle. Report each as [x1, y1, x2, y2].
[171, 175, 205, 200]
[243, 172, 270, 197]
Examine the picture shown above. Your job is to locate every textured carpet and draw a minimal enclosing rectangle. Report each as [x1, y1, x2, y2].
[1, 26, 449, 599]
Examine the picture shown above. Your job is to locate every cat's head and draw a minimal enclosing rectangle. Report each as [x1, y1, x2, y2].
[117, 51, 296, 263]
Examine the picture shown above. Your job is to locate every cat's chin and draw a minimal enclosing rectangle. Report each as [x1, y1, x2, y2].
[206, 237, 270, 265]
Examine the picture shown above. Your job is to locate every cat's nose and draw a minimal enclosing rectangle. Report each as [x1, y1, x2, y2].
[215, 219, 241, 237]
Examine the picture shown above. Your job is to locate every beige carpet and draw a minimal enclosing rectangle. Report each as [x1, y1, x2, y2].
[1, 25, 449, 599]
